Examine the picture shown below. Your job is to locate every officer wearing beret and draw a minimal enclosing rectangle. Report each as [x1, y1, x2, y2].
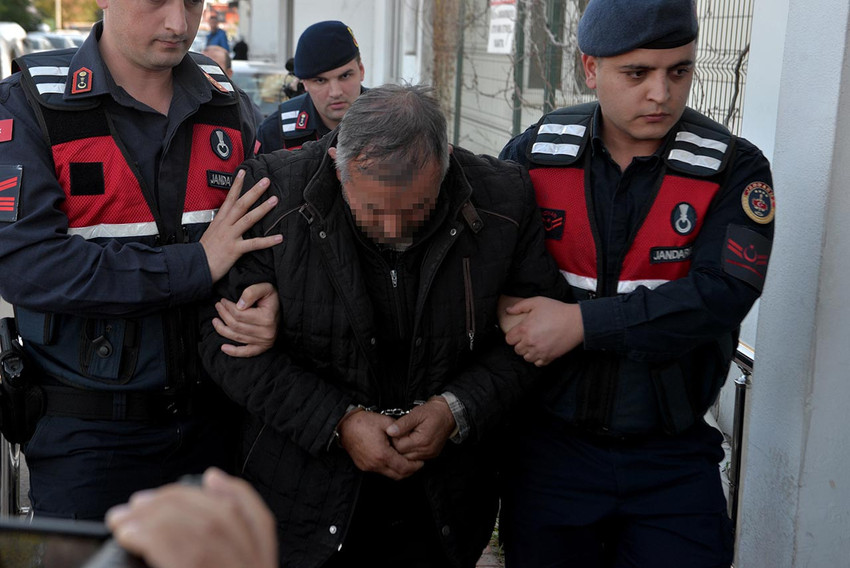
[498, 0, 774, 566]
[256, 21, 366, 153]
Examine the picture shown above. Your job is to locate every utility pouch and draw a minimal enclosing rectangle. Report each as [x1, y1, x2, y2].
[651, 361, 696, 435]
[0, 317, 45, 444]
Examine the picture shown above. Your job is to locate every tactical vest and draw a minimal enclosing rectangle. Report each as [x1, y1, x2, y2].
[527, 103, 738, 435]
[13, 50, 249, 395]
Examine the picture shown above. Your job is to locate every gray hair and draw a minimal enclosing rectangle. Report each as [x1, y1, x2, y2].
[334, 84, 450, 184]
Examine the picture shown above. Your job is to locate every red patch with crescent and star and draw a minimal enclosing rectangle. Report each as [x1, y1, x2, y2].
[723, 225, 772, 292]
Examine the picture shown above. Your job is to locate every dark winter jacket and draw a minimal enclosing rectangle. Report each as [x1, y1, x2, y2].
[199, 133, 568, 568]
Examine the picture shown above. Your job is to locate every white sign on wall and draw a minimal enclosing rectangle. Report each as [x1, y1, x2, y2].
[487, 0, 517, 54]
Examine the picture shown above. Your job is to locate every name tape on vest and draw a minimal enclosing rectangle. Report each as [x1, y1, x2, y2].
[207, 170, 234, 190]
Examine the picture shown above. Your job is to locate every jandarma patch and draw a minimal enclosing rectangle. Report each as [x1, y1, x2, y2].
[207, 170, 234, 190]
[741, 181, 775, 224]
[0, 165, 23, 222]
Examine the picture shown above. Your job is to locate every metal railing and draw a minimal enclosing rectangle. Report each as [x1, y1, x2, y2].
[728, 341, 754, 533]
[0, 437, 26, 517]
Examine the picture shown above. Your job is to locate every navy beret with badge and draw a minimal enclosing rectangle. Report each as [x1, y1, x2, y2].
[294, 20, 360, 79]
[578, 0, 699, 57]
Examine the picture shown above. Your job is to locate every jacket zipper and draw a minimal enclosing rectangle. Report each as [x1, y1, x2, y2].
[463, 257, 475, 351]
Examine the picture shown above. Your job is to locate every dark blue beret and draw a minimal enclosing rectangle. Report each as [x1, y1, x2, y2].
[578, 0, 698, 57]
[294, 21, 360, 79]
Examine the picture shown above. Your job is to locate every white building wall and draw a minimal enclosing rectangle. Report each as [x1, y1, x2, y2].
[737, 0, 850, 566]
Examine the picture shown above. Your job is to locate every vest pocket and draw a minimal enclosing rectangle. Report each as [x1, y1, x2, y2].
[79, 318, 140, 384]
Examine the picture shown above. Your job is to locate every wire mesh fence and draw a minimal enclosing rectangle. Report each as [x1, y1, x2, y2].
[443, 0, 755, 154]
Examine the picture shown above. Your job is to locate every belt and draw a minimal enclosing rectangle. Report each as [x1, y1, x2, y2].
[41, 383, 221, 422]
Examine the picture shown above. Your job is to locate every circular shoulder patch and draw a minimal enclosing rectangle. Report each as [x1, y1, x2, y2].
[741, 181, 775, 224]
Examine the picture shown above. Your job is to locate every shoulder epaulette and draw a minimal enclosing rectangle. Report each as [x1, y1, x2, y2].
[278, 94, 316, 139]
[526, 102, 596, 166]
[14, 49, 96, 110]
[665, 108, 735, 177]
[189, 51, 238, 103]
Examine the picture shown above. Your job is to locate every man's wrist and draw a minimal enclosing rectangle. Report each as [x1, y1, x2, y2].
[328, 404, 367, 449]
[437, 392, 469, 443]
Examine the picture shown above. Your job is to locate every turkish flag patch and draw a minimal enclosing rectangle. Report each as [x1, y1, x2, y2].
[723, 224, 771, 292]
[0, 165, 23, 222]
[0, 119, 13, 143]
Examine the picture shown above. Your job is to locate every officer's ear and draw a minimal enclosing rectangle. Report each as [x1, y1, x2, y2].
[582, 54, 599, 90]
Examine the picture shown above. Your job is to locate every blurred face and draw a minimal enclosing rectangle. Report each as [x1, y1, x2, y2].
[302, 58, 365, 130]
[583, 41, 696, 153]
[330, 149, 442, 249]
[97, 0, 203, 72]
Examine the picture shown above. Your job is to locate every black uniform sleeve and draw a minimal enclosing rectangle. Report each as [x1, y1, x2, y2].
[580, 139, 775, 361]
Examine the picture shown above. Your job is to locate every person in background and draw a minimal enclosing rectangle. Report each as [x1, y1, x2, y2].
[203, 45, 264, 124]
[202, 45, 232, 78]
[232, 37, 249, 61]
[281, 57, 305, 100]
[0, 0, 281, 520]
[205, 13, 229, 51]
[256, 20, 366, 153]
[497, 0, 775, 566]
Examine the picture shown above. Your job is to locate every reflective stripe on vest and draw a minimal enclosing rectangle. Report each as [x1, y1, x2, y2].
[18, 50, 245, 241]
[54, 123, 244, 240]
[529, 166, 721, 294]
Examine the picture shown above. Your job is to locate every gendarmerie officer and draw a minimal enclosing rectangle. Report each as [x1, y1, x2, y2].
[497, 0, 775, 566]
[0, 0, 281, 519]
[256, 20, 366, 152]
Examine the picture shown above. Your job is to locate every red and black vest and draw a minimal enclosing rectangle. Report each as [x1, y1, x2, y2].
[526, 103, 738, 436]
[17, 50, 247, 246]
[12, 50, 251, 395]
[527, 103, 733, 298]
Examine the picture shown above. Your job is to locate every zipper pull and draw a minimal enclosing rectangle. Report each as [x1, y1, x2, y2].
[468, 330, 474, 351]
[390, 269, 398, 288]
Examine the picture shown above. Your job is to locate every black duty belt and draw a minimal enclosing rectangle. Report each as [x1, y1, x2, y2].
[41, 384, 214, 422]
